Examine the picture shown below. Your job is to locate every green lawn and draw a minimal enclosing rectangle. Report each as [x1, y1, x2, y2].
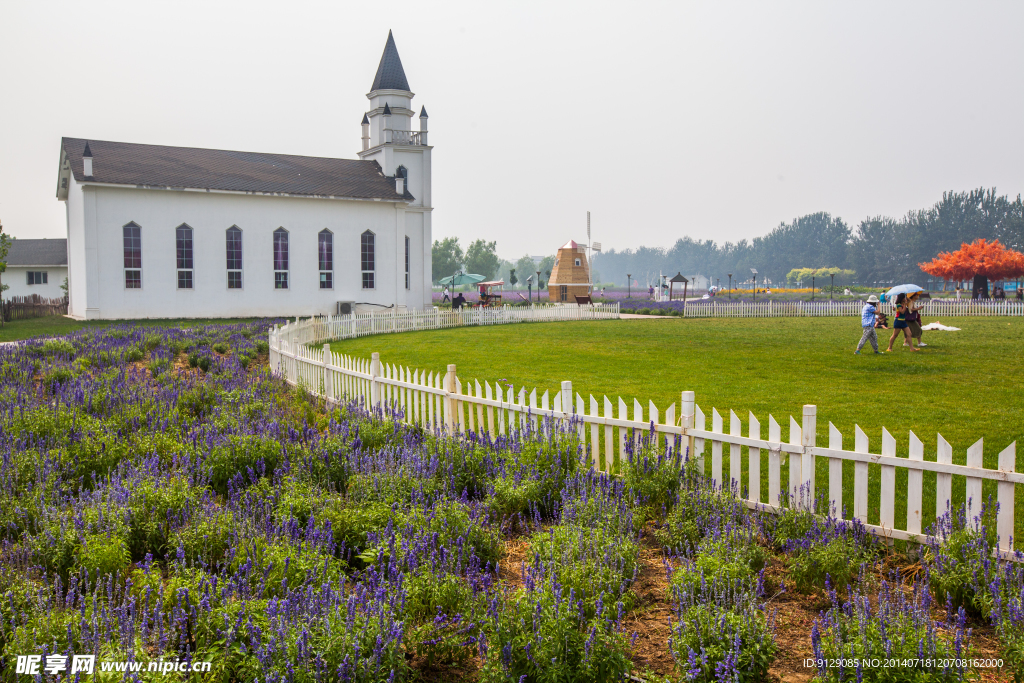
[332, 317, 1024, 538]
[0, 316, 280, 343]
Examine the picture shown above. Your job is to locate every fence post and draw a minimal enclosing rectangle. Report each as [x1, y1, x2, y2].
[443, 364, 457, 433]
[560, 381, 573, 429]
[802, 405, 816, 510]
[681, 390, 695, 462]
[322, 343, 334, 404]
[370, 352, 381, 411]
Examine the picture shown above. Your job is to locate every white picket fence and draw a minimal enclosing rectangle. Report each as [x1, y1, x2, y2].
[271, 303, 620, 348]
[670, 299, 1024, 318]
[269, 315, 1020, 556]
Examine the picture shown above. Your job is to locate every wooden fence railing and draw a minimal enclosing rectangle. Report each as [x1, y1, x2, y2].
[269, 313, 1020, 556]
[1, 295, 68, 322]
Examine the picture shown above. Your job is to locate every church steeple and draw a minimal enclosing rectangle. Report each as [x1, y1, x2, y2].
[370, 30, 411, 93]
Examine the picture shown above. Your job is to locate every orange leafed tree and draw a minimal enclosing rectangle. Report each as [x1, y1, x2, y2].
[919, 239, 1024, 283]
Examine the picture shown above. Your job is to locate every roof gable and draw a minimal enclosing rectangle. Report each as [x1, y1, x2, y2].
[60, 137, 408, 201]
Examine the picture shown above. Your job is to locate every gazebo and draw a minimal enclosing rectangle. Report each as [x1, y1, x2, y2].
[669, 272, 688, 302]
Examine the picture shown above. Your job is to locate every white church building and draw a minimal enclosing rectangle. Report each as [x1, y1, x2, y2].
[55, 31, 432, 320]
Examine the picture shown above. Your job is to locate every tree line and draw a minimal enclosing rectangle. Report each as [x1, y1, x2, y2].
[432, 238, 565, 291]
[592, 188, 1024, 289]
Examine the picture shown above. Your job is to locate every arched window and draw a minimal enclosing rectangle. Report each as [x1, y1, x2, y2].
[273, 228, 289, 289]
[361, 230, 375, 289]
[226, 226, 242, 289]
[123, 222, 142, 289]
[176, 224, 193, 289]
[318, 229, 333, 289]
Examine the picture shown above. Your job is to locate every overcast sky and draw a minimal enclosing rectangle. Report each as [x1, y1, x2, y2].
[2, 1, 1022, 260]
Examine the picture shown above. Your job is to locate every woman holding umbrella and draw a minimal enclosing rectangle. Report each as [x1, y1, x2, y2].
[885, 292, 920, 352]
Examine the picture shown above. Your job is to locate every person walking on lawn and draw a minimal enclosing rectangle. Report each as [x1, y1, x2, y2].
[855, 295, 882, 354]
[886, 293, 920, 352]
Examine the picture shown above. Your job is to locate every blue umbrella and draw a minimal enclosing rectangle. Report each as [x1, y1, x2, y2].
[886, 283, 924, 298]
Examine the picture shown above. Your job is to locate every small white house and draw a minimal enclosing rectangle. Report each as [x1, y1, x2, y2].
[2, 239, 68, 299]
[55, 31, 432, 320]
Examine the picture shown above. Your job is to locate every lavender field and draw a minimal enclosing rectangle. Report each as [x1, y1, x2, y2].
[0, 322, 1019, 681]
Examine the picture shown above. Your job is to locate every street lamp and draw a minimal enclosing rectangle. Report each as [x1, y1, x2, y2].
[536, 271, 541, 302]
[627, 274, 632, 300]
[727, 273, 732, 300]
[830, 273, 835, 300]
[750, 268, 758, 302]
[811, 275, 815, 301]
[526, 275, 533, 303]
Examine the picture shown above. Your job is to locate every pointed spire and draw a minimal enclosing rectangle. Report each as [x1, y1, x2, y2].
[361, 113, 369, 125]
[370, 30, 411, 92]
[419, 106, 428, 118]
[382, 102, 392, 115]
[83, 142, 92, 157]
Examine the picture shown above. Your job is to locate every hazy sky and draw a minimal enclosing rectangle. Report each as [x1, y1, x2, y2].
[2, 1, 1022, 260]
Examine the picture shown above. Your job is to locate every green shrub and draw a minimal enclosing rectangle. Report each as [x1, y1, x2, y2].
[229, 537, 343, 598]
[43, 366, 75, 388]
[213, 341, 229, 354]
[481, 580, 631, 683]
[206, 435, 285, 494]
[124, 475, 203, 560]
[657, 483, 746, 551]
[178, 383, 218, 420]
[671, 536, 767, 595]
[788, 534, 875, 594]
[530, 522, 639, 614]
[169, 509, 235, 565]
[669, 591, 776, 683]
[621, 437, 681, 515]
[42, 338, 76, 357]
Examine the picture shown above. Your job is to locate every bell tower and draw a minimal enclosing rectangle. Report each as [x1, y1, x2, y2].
[358, 30, 433, 309]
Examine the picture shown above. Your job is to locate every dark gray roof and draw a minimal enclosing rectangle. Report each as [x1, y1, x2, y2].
[60, 137, 408, 201]
[370, 31, 411, 92]
[6, 239, 68, 266]
[83, 142, 92, 157]
[382, 102, 391, 115]
[419, 106, 428, 118]
[361, 113, 369, 124]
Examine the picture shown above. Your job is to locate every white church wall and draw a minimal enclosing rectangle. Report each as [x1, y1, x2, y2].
[80, 186, 418, 319]
[3, 266, 68, 299]
[65, 176, 88, 317]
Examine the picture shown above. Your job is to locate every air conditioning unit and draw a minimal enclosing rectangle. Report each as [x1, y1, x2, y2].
[336, 301, 355, 315]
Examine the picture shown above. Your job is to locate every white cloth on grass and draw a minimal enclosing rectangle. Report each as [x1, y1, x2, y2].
[921, 322, 961, 331]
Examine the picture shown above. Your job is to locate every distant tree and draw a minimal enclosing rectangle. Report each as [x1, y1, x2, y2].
[919, 238, 1024, 298]
[432, 237, 463, 284]
[537, 255, 556, 280]
[515, 255, 538, 288]
[785, 267, 855, 288]
[508, 269, 518, 288]
[464, 239, 501, 279]
[0, 221, 11, 327]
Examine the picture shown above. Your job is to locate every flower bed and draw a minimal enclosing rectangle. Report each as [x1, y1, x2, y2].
[0, 322, 1017, 681]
